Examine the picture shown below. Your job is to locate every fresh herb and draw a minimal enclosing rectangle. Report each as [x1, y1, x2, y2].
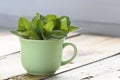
[11, 13, 79, 40]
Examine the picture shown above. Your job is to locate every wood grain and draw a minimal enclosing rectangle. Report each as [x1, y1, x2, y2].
[0, 34, 120, 80]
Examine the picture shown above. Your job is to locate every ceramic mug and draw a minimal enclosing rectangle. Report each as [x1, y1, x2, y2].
[20, 38, 77, 75]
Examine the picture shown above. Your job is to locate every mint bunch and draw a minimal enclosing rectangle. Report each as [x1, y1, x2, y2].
[11, 13, 79, 40]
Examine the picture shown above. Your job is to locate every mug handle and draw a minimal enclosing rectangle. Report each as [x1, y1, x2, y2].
[61, 43, 77, 65]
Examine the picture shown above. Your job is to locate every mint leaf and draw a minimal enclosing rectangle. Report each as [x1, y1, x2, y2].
[18, 17, 32, 31]
[40, 15, 46, 23]
[46, 14, 57, 22]
[59, 16, 71, 32]
[32, 13, 40, 26]
[12, 12, 79, 40]
[17, 31, 30, 37]
[43, 21, 55, 33]
[10, 30, 21, 37]
[37, 20, 44, 30]
[10, 30, 29, 39]
[49, 30, 67, 39]
[69, 26, 80, 32]
[29, 31, 41, 40]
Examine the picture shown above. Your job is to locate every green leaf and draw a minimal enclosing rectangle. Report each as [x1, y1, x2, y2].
[17, 31, 31, 37]
[49, 30, 67, 39]
[46, 14, 57, 22]
[59, 16, 71, 32]
[10, 30, 29, 38]
[13, 12, 79, 40]
[54, 19, 61, 30]
[43, 21, 55, 33]
[17, 30, 40, 40]
[32, 13, 46, 27]
[31, 13, 47, 40]
[32, 13, 46, 31]
[29, 31, 41, 40]
[10, 30, 21, 36]
[40, 15, 46, 22]
[32, 13, 40, 26]
[18, 17, 31, 31]
[69, 26, 80, 32]
[37, 20, 44, 30]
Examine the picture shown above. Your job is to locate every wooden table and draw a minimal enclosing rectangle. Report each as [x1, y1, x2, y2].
[0, 32, 120, 80]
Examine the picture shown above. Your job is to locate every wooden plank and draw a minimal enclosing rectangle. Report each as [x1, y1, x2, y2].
[0, 34, 120, 79]
[0, 33, 20, 56]
[45, 53, 120, 80]
[0, 32, 79, 57]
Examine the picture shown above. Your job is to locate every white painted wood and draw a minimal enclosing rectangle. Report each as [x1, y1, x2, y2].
[0, 34, 120, 79]
[46, 53, 120, 80]
[0, 33, 20, 56]
[0, 53, 26, 79]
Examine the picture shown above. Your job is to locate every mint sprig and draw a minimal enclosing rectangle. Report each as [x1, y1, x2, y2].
[11, 13, 79, 40]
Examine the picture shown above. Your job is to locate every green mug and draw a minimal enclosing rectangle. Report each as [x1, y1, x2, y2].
[20, 38, 77, 75]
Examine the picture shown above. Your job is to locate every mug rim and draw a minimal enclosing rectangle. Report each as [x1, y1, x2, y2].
[19, 37, 65, 42]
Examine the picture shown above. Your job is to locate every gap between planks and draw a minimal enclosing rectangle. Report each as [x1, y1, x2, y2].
[0, 34, 120, 79]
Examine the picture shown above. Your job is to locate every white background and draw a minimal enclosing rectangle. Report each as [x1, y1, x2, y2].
[0, 0, 120, 36]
